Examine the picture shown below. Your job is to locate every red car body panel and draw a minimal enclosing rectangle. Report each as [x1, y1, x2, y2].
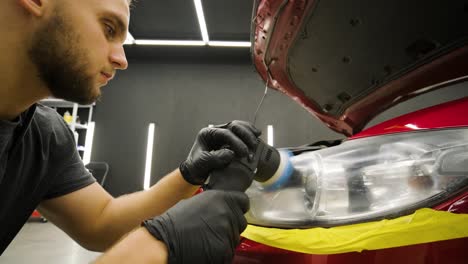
[351, 97, 468, 140]
[234, 98, 468, 263]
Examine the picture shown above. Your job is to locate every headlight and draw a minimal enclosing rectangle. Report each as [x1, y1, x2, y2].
[245, 128, 468, 228]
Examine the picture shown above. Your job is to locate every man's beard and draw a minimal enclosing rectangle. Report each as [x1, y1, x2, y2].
[29, 10, 100, 105]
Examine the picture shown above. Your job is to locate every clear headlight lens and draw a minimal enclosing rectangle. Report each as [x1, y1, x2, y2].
[245, 128, 468, 228]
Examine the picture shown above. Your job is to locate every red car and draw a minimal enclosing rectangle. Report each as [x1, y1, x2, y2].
[234, 0, 468, 263]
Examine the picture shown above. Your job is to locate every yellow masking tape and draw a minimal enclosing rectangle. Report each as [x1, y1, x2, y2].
[241, 208, 468, 254]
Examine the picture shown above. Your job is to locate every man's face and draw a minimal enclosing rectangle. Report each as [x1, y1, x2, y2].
[29, 0, 129, 104]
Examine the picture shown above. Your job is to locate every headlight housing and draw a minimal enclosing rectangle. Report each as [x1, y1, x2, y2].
[245, 128, 468, 228]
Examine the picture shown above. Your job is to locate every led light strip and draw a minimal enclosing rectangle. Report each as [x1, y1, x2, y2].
[144, 123, 155, 190]
[124, 1, 252, 48]
[135, 39, 206, 46]
[208, 41, 251, 47]
[194, 0, 209, 44]
[267, 125, 274, 146]
[133, 39, 251, 47]
[83, 122, 95, 165]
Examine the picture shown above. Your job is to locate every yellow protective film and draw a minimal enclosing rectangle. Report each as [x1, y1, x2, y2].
[241, 208, 468, 254]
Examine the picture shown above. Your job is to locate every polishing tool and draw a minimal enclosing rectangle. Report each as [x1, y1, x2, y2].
[207, 138, 296, 192]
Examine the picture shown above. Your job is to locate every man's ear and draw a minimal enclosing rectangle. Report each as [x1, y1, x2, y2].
[18, 0, 49, 17]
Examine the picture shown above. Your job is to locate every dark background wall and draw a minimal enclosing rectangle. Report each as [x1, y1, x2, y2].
[92, 50, 341, 196]
[92, 48, 467, 197]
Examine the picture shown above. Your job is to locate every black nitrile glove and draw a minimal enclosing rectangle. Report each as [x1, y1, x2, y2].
[143, 190, 250, 264]
[180, 120, 261, 185]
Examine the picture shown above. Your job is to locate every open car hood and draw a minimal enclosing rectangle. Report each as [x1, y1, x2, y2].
[251, 0, 468, 136]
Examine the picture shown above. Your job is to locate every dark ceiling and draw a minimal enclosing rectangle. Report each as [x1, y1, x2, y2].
[129, 0, 254, 41]
[126, 0, 255, 61]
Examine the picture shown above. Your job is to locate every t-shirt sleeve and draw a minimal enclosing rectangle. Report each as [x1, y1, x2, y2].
[42, 110, 96, 200]
[43, 149, 96, 199]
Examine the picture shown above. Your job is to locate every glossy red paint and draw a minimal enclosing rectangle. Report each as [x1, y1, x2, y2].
[351, 97, 468, 140]
[434, 192, 468, 214]
[234, 97, 468, 263]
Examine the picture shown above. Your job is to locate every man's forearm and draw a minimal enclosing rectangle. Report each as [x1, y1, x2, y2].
[94, 228, 168, 264]
[92, 169, 199, 250]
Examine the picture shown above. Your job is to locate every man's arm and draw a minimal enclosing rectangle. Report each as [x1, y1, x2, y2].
[39, 121, 260, 251]
[95, 190, 249, 264]
[38, 169, 198, 251]
[93, 228, 168, 264]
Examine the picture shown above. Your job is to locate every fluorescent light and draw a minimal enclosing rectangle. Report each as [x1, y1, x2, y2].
[129, 39, 252, 47]
[194, 0, 209, 43]
[208, 41, 251, 47]
[144, 123, 155, 190]
[125, 6, 250, 49]
[267, 125, 274, 146]
[134, 39, 206, 46]
[83, 122, 95, 165]
[124, 32, 135, 45]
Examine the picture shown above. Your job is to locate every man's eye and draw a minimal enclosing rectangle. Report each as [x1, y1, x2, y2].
[105, 24, 115, 37]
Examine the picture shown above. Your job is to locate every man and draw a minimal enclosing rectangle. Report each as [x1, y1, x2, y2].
[0, 0, 260, 263]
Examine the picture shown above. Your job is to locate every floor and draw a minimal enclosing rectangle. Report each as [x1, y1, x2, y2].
[1, 221, 101, 263]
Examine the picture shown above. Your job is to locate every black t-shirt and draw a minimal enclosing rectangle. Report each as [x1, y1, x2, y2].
[0, 104, 96, 254]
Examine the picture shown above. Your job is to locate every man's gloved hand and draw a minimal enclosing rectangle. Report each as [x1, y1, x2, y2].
[180, 120, 261, 185]
[143, 190, 249, 264]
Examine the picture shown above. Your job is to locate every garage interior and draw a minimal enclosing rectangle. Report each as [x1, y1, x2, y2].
[1, 0, 467, 263]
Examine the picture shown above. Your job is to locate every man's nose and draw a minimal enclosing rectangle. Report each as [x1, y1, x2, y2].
[110, 44, 128, 70]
